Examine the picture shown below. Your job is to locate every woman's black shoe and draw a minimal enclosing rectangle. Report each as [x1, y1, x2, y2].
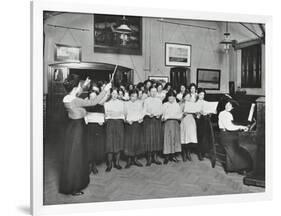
[114, 164, 122, 170]
[182, 151, 187, 162]
[71, 191, 84, 196]
[170, 156, 179, 163]
[197, 153, 204, 161]
[133, 160, 143, 167]
[92, 166, 99, 175]
[186, 149, 192, 161]
[105, 161, 112, 172]
[164, 158, 169, 164]
[152, 159, 162, 165]
[105, 166, 112, 172]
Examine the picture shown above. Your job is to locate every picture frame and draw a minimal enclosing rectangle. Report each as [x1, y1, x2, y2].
[94, 14, 142, 55]
[165, 43, 191, 67]
[54, 43, 82, 62]
[148, 76, 169, 85]
[196, 68, 221, 90]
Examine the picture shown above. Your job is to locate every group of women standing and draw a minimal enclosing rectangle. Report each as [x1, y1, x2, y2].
[59, 76, 218, 196]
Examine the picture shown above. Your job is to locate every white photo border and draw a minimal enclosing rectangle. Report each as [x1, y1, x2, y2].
[31, 0, 273, 215]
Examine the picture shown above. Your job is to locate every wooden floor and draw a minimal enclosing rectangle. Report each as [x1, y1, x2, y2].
[43, 140, 264, 205]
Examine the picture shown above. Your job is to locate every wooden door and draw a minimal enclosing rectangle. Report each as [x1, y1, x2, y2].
[170, 67, 190, 91]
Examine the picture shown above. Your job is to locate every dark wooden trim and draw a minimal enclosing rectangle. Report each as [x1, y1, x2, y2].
[234, 39, 262, 50]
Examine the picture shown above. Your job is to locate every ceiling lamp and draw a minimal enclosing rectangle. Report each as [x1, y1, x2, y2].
[220, 22, 236, 53]
[116, 16, 132, 34]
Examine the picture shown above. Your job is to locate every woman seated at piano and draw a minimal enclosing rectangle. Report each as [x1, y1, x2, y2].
[218, 98, 252, 173]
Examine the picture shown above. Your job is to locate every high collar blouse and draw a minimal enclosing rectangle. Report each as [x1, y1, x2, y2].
[162, 101, 182, 120]
[124, 100, 144, 122]
[143, 96, 163, 116]
[104, 99, 125, 120]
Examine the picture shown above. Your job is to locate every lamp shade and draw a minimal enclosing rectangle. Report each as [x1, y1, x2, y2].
[116, 24, 132, 34]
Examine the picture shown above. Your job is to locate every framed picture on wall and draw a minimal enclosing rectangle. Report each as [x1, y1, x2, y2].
[196, 68, 221, 90]
[165, 43, 191, 67]
[94, 14, 142, 55]
[148, 75, 169, 85]
[54, 44, 82, 62]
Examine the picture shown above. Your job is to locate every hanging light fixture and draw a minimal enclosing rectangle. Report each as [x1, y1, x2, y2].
[220, 22, 235, 53]
[115, 16, 132, 34]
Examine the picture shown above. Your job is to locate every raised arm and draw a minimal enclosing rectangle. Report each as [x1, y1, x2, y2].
[75, 83, 112, 107]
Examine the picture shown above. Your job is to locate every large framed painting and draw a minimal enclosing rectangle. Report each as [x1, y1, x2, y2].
[165, 43, 191, 67]
[54, 44, 81, 62]
[94, 14, 142, 55]
[196, 68, 221, 90]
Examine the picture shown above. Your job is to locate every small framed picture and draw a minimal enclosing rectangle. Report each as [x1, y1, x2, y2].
[165, 43, 191, 67]
[148, 75, 169, 85]
[54, 44, 82, 62]
[196, 68, 221, 90]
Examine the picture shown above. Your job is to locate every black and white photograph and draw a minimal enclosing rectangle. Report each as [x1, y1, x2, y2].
[42, 10, 266, 206]
[27, 0, 278, 215]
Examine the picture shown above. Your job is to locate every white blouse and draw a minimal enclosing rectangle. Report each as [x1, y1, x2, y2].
[143, 97, 163, 116]
[104, 99, 125, 120]
[124, 100, 144, 122]
[218, 110, 242, 131]
[162, 101, 182, 120]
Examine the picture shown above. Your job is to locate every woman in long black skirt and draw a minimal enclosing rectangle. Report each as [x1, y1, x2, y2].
[60, 76, 111, 196]
[143, 86, 163, 166]
[85, 85, 109, 175]
[124, 89, 145, 168]
[104, 88, 125, 172]
[195, 88, 215, 162]
[218, 99, 252, 172]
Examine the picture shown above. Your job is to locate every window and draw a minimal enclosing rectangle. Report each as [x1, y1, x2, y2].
[241, 44, 262, 88]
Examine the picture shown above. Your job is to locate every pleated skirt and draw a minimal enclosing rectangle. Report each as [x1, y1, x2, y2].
[87, 123, 105, 163]
[180, 114, 198, 144]
[124, 122, 145, 156]
[105, 119, 124, 153]
[143, 116, 163, 152]
[163, 119, 181, 154]
[196, 115, 215, 154]
[59, 119, 89, 194]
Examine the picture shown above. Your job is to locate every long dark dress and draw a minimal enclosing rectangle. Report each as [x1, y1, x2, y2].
[85, 105, 105, 164]
[196, 115, 215, 155]
[59, 118, 89, 194]
[218, 131, 252, 172]
[59, 95, 106, 195]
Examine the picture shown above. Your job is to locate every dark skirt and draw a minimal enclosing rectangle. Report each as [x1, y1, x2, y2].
[218, 131, 252, 172]
[143, 116, 163, 152]
[196, 115, 215, 155]
[87, 123, 105, 163]
[105, 119, 124, 153]
[124, 122, 145, 156]
[59, 119, 89, 194]
[163, 120, 181, 154]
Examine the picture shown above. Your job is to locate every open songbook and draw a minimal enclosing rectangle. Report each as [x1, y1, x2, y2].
[184, 101, 218, 114]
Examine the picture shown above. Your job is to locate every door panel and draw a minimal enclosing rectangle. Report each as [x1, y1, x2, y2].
[170, 67, 190, 91]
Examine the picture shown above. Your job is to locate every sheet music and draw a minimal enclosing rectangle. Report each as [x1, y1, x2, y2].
[248, 103, 256, 122]
[184, 102, 201, 113]
[202, 101, 218, 114]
